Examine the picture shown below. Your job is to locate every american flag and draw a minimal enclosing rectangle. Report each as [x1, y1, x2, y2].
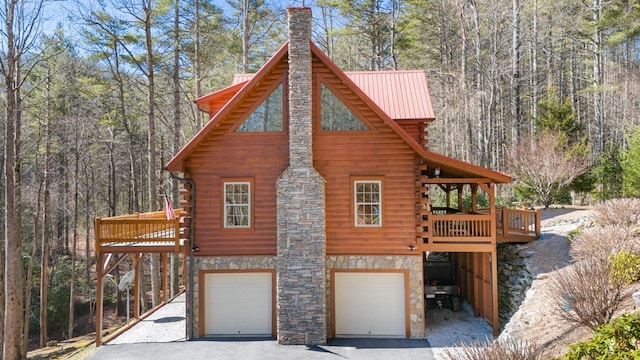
[164, 193, 174, 221]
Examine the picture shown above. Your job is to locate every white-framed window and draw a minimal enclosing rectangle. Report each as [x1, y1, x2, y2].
[224, 182, 251, 228]
[354, 180, 382, 227]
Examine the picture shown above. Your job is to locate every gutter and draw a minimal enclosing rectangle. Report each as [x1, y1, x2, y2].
[164, 167, 195, 340]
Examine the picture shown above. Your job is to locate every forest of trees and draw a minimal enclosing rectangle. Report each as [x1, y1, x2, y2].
[1, 0, 640, 358]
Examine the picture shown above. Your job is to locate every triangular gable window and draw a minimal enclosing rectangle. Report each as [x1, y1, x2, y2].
[321, 83, 368, 131]
[236, 84, 283, 132]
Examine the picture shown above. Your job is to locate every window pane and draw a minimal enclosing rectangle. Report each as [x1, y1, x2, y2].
[321, 84, 368, 131]
[237, 84, 283, 132]
[224, 182, 250, 228]
[354, 180, 381, 227]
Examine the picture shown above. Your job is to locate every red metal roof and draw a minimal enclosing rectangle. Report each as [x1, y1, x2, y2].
[232, 70, 435, 121]
[344, 71, 434, 120]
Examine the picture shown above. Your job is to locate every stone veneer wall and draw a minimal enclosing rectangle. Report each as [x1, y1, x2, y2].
[190, 256, 277, 337]
[275, 7, 327, 345]
[326, 255, 425, 338]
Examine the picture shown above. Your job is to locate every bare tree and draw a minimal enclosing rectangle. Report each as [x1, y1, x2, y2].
[1, 0, 44, 358]
[171, 0, 181, 297]
[40, 67, 53, 347]
[508, 131, 590, 207]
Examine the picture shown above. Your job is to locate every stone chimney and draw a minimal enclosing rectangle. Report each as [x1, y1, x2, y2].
[275, 7, 327, 345]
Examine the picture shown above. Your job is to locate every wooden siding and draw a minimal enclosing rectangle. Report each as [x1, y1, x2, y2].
[186, 58, 289, 256]
[312, 54, 418, 255]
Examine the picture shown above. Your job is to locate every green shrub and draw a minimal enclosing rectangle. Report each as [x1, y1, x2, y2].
[561, 313, 640, 359]
[609, 251, 640, 284]
[566, 228, 582, 244]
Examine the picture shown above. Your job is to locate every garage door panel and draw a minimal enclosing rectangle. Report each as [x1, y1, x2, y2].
[335, 272, 406, 338]
[204, 272, 272, 336]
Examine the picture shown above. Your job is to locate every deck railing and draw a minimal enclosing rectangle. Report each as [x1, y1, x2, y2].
[424, 207, 540, 249]
[496, 207, 540, 240]
[95, 209, 183, 253]
[428, 213, 494, 245]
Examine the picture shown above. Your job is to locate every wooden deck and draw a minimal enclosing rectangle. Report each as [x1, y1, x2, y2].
[422, 207, 540, 252]
[94, 208, 187, 347]
[95, 209, 185, 253]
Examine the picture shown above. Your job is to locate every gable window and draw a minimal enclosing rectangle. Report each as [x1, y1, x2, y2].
[321, 83, 368, 131]
[354, 180, 382, 227]
[223, 181, 251, 228]
[236, 84, 283, 132]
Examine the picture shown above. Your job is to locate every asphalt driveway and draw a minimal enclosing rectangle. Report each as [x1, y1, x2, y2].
[88, 338, 434, 360]
[94, 291, 509, 359]
[87, 293, 435, 359]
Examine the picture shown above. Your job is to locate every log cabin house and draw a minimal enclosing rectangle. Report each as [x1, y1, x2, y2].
[94, 7, 540, 346]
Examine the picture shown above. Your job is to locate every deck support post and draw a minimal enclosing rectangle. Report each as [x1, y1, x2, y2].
[134, 253, 141, 319]
[491, 248, 499, 336]
[162, 253, 168, 302]
[96, 251, 104, 347]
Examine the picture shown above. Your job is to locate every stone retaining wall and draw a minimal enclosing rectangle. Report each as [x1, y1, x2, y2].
[497, 243, 534, 329]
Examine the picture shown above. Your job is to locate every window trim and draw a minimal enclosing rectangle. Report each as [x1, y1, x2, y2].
[351, 177, 384, 228]
[221, 178, 254, 230]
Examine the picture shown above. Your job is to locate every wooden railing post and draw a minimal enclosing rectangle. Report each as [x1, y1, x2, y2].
[95, 217, 102, 254]
[174, 218, 181, 252]
[95, 251, 104, 347]
[535, 208, 541, 237]
[501, 208, 508, 238]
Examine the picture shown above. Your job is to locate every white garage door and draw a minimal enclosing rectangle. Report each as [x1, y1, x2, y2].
[204, 272, 272, 336]
[334, 272, 406, 338]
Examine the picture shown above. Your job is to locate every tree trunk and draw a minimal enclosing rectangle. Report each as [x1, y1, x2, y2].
[469, 0, 486, 166]
[511, 0, 521, 148]
[40, 69, 52, 348]
[3, 2, 26, 357]
[144, 0, 161, 308]
[456, 0, 469, 162]
[592, 0, 605, 156]
[242, 0, 249, 73]
[194, 0, 202, 130]
[171, 0, 181, 297]
[530, 0, 539, 137]
[69, 119, 80, 338]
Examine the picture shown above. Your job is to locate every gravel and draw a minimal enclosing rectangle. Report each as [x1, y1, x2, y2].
[108, 294, 186, 344]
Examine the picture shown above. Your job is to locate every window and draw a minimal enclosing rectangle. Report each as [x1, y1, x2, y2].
[321, 83, 368, 131]
[236, 84, 283, 132]
[354, 180, 382, 227]
[224, 182, 251, 228]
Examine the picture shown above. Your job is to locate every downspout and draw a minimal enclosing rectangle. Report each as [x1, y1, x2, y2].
[164, 167, 195, 340]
